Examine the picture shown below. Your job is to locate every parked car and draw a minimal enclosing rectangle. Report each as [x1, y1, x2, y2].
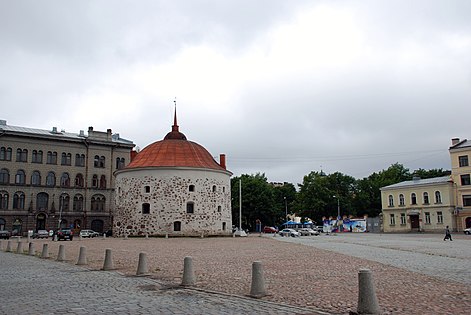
[0, 230, 11, 239]
[32, 229, 50, 239]
[104, 230, 113, 237]
[263, 226, 278, 233]
[298, 228, 320, 236]
[464, 227, 471, 235]
[80, 230, 100, 238]
[279, 228, 300, 237]
[56, 229, 74, 241]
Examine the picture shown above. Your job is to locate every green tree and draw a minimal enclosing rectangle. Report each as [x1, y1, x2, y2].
[412, 168, 451, 179]
[231, 173, 276, 231]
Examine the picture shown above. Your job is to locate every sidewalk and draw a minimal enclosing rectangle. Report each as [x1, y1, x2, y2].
[0, 251, 326, 315]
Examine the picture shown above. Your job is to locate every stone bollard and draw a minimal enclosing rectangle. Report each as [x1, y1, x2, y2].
[200, 232, 204, 238]
[249, 261, 267, 298]
[102, 233, 106, 239]
[181, 256, 195, 286]
[79, 235, 83, 241]
[165, 233, 168, 239]
[136, 252, 149, 276]
[145, 234, 149, 240]
[41, 244, 49, 259]
[102, 248, 114, 270]
[16, 241, 24, 254]
[27, 235, 31, 243]
[5, 240, 12, 252]
[28, 242, 35, 256]
[76, 246, 88, 265]
[57, 244, 66, 262]
[357, 269, 380, 315]
[53, 234, 58, 242]
[124, 234, 128, 240]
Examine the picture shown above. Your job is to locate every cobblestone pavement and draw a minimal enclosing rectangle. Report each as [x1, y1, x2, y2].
[274, 232, 471, 285]
[0, 251, 325, 315]
[1, 234, 470, 314]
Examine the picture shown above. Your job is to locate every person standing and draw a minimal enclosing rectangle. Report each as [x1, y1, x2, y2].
[444, 226, 453, 241]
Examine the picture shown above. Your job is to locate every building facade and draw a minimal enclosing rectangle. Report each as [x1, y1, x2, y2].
[449, 138, 471, 231]
[0, 120, 134, 235]
[380, 137, 471, 233]
[114, 111, 232, 237]
[380, 176, 455, 233]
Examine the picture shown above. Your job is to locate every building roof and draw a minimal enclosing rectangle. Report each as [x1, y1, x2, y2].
[449, 138, 471, 150]
[0, 119, 134, 146]
[125, 109, 228, 172]
[381, 176, 452, 190]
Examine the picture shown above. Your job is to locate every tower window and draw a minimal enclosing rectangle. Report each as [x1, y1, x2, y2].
[142, 203, 150, 214]
[145, 186, 150, 193]
[189, 185, 195, 192]
[186, 202, 194, 214]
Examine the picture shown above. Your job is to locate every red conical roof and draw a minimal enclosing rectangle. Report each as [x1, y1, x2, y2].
[125, 108, 226, 171]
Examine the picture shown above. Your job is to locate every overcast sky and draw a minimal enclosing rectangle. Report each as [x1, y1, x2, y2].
[1, 0, 470, 185]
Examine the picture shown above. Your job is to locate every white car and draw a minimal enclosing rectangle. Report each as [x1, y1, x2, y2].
[298, 228, 320, 236]
[464, 227, 471, 235]
[80, 230, 100, 238]
[279, 228, 300, 237]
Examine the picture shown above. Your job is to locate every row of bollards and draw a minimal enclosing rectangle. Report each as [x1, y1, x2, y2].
[1, 239, 380, 314]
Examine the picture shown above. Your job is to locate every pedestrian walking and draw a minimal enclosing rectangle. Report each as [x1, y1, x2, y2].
[443, 226, 453, 241]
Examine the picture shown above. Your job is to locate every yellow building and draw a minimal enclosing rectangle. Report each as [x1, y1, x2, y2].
[449, 138, 471, 231]
[380, 176, 455, 233]
[381, 137, 471, 233]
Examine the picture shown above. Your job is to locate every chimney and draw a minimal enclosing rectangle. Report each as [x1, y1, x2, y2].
[219, 154, 226, 169]
[451, 138, 460, 146]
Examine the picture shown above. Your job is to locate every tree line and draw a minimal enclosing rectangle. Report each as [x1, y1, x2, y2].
[230, 163, 450, 231]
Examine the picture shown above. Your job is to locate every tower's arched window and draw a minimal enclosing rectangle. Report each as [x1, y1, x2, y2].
[142, 203, 150, 214]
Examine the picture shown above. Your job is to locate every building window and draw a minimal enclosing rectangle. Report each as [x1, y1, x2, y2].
[411, 193, 417, 205]
[144, 186, 150, 193]
[75, 154, 85, 167]
[36, 193, 49, 211]
[13, 192, 25, 210]
[399, 194, 405, 206]
[47, 151, 57, 164]
[116, 157, 125, 170]
[459, 155, 469, 167]
[223, 187, 225, 193]
[16, 149, 27, 162]
[75, 174, 84, 188]
[91, 194, 105, 212]
[389, 214, 395, 225]
[46, 172, 56, 187]
[142, 203, 150, 214]
[218, 205, 222, 212]
[0, 168, 10, 184]
[32, 150, 43, 163]
[388, 195, 394, 207]
[0, 147, 12, 161]
[15, 170, 26, 185]
[400, 213, 406, 225]
[437, 211, 443, 224]
[423, 192, 429, 204]
[99, 175, 106, 189]
[435, 191, 442, 204]
[73, 194, 84, 212]
[0, 191, 9, 209]
[174, 221, 182, 231]
[60, 173, 70, 187]
[212, 185, 217, 192]
[186, 202, 194, 214]
[460, 174, 471, 186]
[189, 185, 195, 192]
[94, 155, 105, 168]
[61, 153, 72, 165]
[60, 194, 70, 212]
[31, 171, 41, 186]
[92, 175, 98, 188]
[425, 212, 431, 224]
[463, 195, 471, 207]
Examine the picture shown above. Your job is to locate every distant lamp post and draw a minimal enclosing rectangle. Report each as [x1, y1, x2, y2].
[284, 197, 288, 221]
[235, 179, 247, 237]
[58, 193, 65, 230]
[333, 195, 341, 232]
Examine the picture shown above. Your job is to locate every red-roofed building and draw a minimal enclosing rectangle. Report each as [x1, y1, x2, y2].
[114, 108, 233, 237]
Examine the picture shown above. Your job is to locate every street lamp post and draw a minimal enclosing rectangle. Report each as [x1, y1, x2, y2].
[284, 197, 288, 221]
[58, 193, 64, 230]
[333, 195, 341, 232]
